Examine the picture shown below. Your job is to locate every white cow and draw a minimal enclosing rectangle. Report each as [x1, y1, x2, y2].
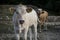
[9, 4, 38, 40]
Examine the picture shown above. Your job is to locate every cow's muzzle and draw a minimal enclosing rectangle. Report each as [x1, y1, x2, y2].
[19, 20, 25, 24]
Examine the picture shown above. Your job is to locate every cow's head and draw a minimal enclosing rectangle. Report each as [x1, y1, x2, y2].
[9, 4, 33, 26]
[37, 8, 45, 15]
[37, 8, 43, 16]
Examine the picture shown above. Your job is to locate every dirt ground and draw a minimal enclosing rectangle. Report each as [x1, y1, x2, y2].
[0, 27, 60, 40]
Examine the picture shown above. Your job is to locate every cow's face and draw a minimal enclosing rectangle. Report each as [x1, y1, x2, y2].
[15, 4, 32, 32]
[37, 9, 42, 16]
[9, 4, 32, 25]
[16, 5, 33, 24]
[15, 5, 27, 25]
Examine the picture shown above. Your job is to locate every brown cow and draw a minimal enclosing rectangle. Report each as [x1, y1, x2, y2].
[38, 9, 48, 32]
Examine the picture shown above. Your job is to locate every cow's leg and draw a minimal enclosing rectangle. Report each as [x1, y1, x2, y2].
[29, 28, 32, 40]
[40, 25, 42, 32]
[39, 22, 42, 32]
[43, 23, 48, 31]
[45, 18, 48, 30]
[14, 29, 20, 40]
[34, 23, 37, 40]
[24, 27, 29, 40]
[15, 34, 20, 40]
[43, 20, 48, 31]
[14, 25, 20, 40]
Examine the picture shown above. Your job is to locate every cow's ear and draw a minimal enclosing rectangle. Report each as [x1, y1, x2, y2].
[9, 7, 16, 14]
[26, 7, 32, 13]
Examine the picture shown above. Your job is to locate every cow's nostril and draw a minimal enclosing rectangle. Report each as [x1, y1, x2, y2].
[19, 20, 24, 24]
